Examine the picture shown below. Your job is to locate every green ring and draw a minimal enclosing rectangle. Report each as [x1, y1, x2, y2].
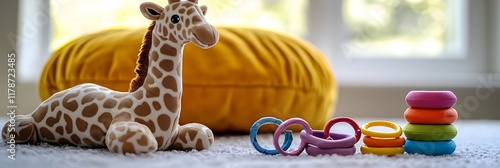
[403, 123, 457, 141]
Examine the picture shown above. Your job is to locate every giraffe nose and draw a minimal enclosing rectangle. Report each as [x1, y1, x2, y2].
[192, 24, 219, 47]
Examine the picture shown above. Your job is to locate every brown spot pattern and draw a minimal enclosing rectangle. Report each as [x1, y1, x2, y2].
[192, 16, 202, 24]
[98, 112, 112, 129]
[132, 90, 144, 100]
[83, 138, 96, 147]
[168, 33, 178, 43]
[50, 101, 59, 111]
[195, 139, 204, 150]
[117, 98, 133, 110]
[137, 135, 149, 146]
[162, 26, 169, 37]
[176, 24, 181, 31]
[55, 126, 64, 135]
[81, 92, 106, 104]
[157, 114, 171, 131]
[90, 125, 105, 142]
[172, 4, 180, 10]
[160, 43, 178, 56]
[151, 51, 159, 61]
[152, 101, 161, 111]
[83, 88, 97, 93]
[156, 137, 164, 148]
[112, 92, 127, 99]
[71, 134, 81, 144]
[134, 102, 152, 117]
[159, 59, 174, 72]
[153, 35, 160, 47]
[46, 111, 62, 127]
[39, 127, 55, 140]
[188, 130, 197, 141]
[76, 118, 88, 132]
[185, 19, 191, 27]
[122, 142, 135, 153]
[62, 91, 80, 112]
[113, 112, 132, 123]
[187, 8, 195, 15]
[163, 93, 179, 112]
[82, 103, 98, 118]
[179, 8, 185, 13]
[162, 76, 178, 92]
[64, 114, 73, 134]
[58, 138, 71, 144]
[33, 105, 48, 123]
[151, 67, 163, 79]
[103, 99, 117, 109]
[135, 118, 156, 133]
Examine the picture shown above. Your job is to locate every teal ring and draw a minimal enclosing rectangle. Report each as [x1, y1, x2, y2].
[404, 139, 456, 156]
[250, 117, 293, 155]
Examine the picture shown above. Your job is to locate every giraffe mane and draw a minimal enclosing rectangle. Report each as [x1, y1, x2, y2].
[128, 21, 156, 92]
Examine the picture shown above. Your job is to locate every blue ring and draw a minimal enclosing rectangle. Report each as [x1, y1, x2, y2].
[404, 139, 456, 156]
[250, 117, 293, 155]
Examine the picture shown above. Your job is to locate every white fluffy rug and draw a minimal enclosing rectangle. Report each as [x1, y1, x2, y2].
[1, 118, 499, 168]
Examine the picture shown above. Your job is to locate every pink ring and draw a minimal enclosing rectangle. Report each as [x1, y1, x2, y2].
[323, 117, 361, 143]
[273, 118, 313, 156]
[300, 130, 356, 148]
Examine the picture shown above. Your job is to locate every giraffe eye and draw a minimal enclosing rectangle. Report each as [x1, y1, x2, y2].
[171, 15, 180, 24]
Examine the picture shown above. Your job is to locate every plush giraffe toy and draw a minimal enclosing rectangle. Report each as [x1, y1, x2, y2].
[1, 0, 219, 154]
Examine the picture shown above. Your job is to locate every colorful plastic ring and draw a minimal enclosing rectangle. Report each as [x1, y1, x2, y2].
[405, 90, 457, 109]
[300, 130, 356, 149]
[363, 136, 406, 147]
[323, 117, 361, 143]
[250, 117, 293, 155]
[305, 144, 356, 156]
[361, 120, 402, 138]
[404, 139, 456, 156]
[403, 123, 457, 141]
[404, 108, 458, 124]
[273, 118, 313, 156]
[360, 145, 404, 156]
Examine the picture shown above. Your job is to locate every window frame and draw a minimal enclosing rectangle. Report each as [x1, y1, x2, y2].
[306, 0, 499, 87]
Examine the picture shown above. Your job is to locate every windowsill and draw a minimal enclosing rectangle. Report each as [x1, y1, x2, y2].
[335, 72, 500, 88]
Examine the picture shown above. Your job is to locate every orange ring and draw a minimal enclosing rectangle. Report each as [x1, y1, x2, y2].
[363, 136, 405, 147]
[404, 108, 458, 124]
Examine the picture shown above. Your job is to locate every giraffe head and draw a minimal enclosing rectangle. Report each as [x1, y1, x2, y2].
[140, 0, 219, 49]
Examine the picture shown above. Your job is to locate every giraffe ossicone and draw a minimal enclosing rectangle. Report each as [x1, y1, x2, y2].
[2, 0, 219, 154]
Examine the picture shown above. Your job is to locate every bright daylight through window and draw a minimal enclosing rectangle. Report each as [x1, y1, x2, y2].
[342, 0, 463, 58]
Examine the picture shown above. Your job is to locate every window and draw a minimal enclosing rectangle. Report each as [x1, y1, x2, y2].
[16, 0, 500, 87]
[307, 0, 495, 87]
[50, 0, 308, 51]
[342, 0, 464, 58]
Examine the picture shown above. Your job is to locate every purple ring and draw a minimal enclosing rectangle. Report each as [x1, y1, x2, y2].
[305, 144, 356, 156]
[273, 118, 313, 156]
[300, 130, 356, 149]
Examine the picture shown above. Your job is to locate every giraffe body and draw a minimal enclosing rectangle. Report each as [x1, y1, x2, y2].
[2, 0, 219, 153]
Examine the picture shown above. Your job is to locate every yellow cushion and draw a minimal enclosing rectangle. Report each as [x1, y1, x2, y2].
[40, 27, 337, 133]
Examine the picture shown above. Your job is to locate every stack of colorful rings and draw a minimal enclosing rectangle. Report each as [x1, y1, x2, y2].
[360, 121, 405, 156]
[403, 90, 458, 155]
[250, 117, 361, 156]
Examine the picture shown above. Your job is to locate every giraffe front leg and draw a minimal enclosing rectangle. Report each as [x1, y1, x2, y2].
[105, 121, 158, 154]
[170, 123, 214, 151]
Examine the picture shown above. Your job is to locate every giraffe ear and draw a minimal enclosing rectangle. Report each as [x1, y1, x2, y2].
[200, 5, 207, 16]
[140, 2, 164, 20]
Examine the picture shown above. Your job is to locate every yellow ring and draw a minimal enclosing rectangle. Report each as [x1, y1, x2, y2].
[361, 120, 402, 138]
[360, 145, 404, 156]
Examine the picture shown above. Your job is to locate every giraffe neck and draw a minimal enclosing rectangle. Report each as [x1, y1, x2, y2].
[138, 32, 184, 114]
